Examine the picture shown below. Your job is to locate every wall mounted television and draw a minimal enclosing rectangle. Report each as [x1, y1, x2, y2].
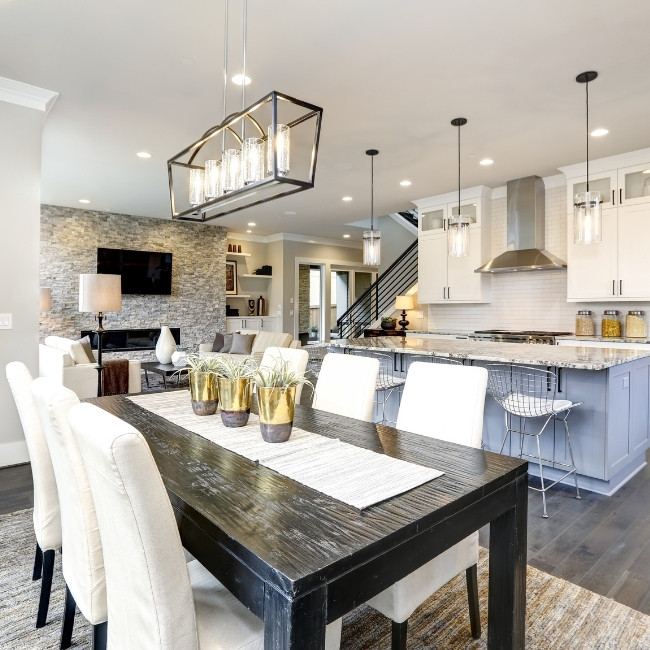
[97, 248, 173, 295]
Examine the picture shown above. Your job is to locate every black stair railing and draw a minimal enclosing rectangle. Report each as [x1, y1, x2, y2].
[336, 240, 418, 339]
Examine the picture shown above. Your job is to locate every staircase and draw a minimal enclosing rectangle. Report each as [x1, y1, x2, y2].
[336, 241, 418, 339]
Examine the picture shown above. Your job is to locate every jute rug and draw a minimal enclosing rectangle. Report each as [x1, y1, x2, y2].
[2, 508, 649, 649]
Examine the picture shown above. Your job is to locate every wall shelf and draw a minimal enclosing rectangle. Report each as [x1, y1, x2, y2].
[227, 294, 251, 298]
[241, 274, 272, 278]
[227, 251, 251, 257]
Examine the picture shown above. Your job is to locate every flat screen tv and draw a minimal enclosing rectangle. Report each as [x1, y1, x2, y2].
[97, 248, 173, 295]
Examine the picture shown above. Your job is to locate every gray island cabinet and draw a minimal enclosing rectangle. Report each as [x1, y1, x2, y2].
[329, 337, 650, 495]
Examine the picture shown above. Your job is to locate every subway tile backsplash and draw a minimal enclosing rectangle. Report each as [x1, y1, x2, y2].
[426, 178, 650, 334]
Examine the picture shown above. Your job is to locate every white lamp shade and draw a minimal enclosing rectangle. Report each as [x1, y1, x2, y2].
[39, 287, 52, 312]
[79, 274, 122, 313]
[395, 295, 414, 311]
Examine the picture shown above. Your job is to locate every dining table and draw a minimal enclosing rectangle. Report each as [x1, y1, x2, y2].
[91, 392, 528, 649]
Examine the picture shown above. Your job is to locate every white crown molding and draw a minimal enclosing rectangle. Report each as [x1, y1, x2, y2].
[228, 230, 362, 249]
[0, 76, 59, 115]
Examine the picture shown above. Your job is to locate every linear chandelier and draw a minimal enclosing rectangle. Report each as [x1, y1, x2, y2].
[167, 1, 323, 222]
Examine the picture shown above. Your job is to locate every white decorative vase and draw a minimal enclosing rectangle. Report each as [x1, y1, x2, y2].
[155, 326, 176, 364]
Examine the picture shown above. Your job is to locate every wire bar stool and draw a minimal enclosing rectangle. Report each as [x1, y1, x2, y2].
[348, 349, 405, 425]
[404, 353, 463, 374]
[487, 363, 581, 518]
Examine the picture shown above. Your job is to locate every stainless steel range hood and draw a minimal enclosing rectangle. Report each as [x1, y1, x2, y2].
[475, 176, 566, 273]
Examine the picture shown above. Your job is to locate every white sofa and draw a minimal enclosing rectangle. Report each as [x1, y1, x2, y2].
[199, 329, 301, 364]
[39, 336, 141, 399]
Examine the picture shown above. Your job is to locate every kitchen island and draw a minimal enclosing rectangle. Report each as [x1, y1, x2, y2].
[329, 337, 650, 495]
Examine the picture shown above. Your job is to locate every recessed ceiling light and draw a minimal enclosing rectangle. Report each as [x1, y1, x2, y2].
[479, 158, 494, 166]
[284, 210, 296, 215]
[400, 180, 412, 187]
[247, 222, 256, 227]
[308, 240, 316, 244]
[246, 230, 252, 233]
[591, 128, 609, 137]
[181, 58, 194, 66]
[79, 199, 90, 204]
[342, 196, 353, 202]
[343, 234, 350, 239]
[232, 74, 251, 86]
[136, 151, 152, 159]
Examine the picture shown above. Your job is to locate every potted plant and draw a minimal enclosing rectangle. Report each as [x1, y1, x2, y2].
[309, 324, 319, 340]
[381, 316, 397, 330]
[214, 356, 257, 427]
[184, 354, 219, 416]
[254, 360, 313, 443]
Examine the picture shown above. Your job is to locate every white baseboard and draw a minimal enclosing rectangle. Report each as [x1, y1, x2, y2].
[0, 440, 29, 467]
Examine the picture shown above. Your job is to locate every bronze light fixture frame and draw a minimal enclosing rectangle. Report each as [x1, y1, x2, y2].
[167, 90, 323, 222]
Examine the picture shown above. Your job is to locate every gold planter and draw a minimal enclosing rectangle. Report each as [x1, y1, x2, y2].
[217, 377, 252, 427]
[188, 371, 218, 416]
[257, 386, 296, 443]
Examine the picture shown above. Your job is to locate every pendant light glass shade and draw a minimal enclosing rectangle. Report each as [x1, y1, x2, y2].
[447, 215, 471, 257]
[363, 149, 380, 266]
[363, 229, 381, 266]
[267, 123, 290, 177]
[574, 71, 601, 245]
[242, 137, 264, 185]
[204, 159, 222, 199]
[574, 190, 602, 244]
[189, 168, 205, 206]
[449, 117, 469, 257]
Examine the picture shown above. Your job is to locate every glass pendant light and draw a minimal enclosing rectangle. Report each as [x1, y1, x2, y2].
[574, 71, 601, 245]
[363, 149, 381, 266]
[448, 117, 470, 257]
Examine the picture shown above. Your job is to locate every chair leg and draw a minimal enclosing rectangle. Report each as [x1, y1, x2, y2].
[60, 585, 76, 649]
[465, 564, 481, 639]
[36, 549, 55, 628]
[33, 542, 43, 580]
[391, 620, 408, 650]
[92, 621, 108, 650]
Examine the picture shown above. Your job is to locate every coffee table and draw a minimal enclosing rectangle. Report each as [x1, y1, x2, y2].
[141, 361, 189, 388]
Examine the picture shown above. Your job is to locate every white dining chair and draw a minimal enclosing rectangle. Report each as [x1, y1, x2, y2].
[67, 402, 342, 650]
[312, 353, 380, 422]
[365, 361, 488, 650]
[31, 378, 107, 650]
[259, 346, 309, 403]
[5, 362, 62, 629]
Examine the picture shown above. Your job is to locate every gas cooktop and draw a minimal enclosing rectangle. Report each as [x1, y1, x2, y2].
[472, 330, 572, 344]
[474, 330, 572, 336]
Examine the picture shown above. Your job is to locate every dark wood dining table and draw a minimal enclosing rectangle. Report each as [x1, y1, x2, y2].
[92, 394, 528, 649]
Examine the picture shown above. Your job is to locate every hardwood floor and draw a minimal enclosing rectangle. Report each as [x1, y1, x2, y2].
[3, 451, 650, 615]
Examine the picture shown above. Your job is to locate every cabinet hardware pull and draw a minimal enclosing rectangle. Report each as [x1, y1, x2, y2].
[612, 189, 615, 204]
[620, 188, 623, 204]
[448, 286, 451, 300]
[620, 280, 623, 296]
[443, 287, 446, 299]
[612, 280, 615, 296]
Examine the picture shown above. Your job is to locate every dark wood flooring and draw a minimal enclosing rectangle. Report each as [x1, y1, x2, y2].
[3, 451, 650, 615]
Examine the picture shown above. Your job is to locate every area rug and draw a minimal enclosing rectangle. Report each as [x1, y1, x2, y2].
[2, 508, 649, 649]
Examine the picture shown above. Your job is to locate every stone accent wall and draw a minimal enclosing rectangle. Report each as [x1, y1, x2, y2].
[40, 205, 227, 357]
[298, 264, 310, 333]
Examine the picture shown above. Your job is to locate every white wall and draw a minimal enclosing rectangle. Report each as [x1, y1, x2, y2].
[427, 177, 650, 333]
[0, 101, 45, 466]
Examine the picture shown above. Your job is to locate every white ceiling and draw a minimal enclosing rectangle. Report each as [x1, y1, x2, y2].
[2, 0, 650, 240]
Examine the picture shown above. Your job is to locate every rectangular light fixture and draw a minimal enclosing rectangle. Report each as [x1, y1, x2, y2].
[168, 91, 323, 222]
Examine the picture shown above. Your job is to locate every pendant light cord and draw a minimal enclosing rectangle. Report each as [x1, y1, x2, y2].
[241, 0, 247, 141]
[457, 122, 461, 217]
[370, 154, 374, 232]
[221, 0, 228, 152]
[585, 77, 590, 192]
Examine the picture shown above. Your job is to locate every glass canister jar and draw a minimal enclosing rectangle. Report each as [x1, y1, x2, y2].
[626, 310, 647, 338]
[601, 310, 622, 338]
[575, 310, 595, 336]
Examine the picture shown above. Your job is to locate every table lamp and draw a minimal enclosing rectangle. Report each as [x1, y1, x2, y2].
[39, 287, 52, 312]
[395, 295, 414, 331]
[79, 274, 122, 397]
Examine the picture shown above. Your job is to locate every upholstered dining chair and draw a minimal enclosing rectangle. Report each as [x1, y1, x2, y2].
[365, 361, 488, 650]
[5, 361, 62, 629]
[31, 378, 107, 650]
[311, 352, 380, 422]
[259, 346, 309, 403]
[67, 402, 343, 650]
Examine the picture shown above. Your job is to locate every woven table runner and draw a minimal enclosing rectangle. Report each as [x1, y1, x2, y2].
[128, 390, 443, 509]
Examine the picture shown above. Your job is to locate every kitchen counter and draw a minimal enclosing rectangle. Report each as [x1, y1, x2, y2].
[329, 337, 650, 370]
[328, 337, 650, 496]
[557, 335, 650, 345]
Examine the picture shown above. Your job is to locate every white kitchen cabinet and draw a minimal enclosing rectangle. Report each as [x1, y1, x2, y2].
[413, 186, 491, 303]
[561, 149, 650, 302]
[226, 316, 278, 333]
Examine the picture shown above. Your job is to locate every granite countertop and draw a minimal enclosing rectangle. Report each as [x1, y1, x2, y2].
[556, 335, 650, 345]
[328, 337, 650, 370]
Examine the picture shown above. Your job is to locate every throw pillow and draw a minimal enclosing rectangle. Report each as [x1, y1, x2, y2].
[212, 332, 225, 352]
[78, 335, 96, 364]
[229, 332, 256, 355]
[68, 338, 94, 365]
[220, 334, 234, 354]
